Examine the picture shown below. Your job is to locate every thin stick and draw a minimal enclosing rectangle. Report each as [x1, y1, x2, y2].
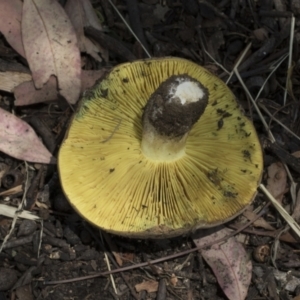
[226, 42, 252, 85]
[100, 231, 118, 295]
[42, 203, 269, 285]
[0, 162, 30, 253]
[259, 183, 300, 238]
[107, 0, 151, 58]
[283, 15, 295, 105]
[233, 62, 276, 142]
[254, 53, 289, 101]
[258, 103, 300, 143]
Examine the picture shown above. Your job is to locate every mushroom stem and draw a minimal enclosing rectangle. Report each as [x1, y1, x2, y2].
[141, 74, 209, 161]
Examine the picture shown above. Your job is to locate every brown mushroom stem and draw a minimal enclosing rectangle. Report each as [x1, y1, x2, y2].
[141, 74, 209, 161]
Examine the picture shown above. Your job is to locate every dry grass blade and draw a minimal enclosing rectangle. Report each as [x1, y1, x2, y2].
[283, 15, 295, 105]
[0, 162, 32, 253]
[100, 231, 118, 295]
[107, 0, 151, 58]
[231, 44, 276, 142]
[259, 184, 300, 238]
[254, 53, 289, 101]
[0, 204, 40, 220]
[258, 103, 300, 143]
[226, 43, 252, 85]
[203, 47, 230, 74]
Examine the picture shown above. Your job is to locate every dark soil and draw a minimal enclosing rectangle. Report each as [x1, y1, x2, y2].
[1, 0, 300, 299]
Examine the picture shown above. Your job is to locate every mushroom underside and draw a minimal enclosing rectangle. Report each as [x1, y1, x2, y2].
[59, 57, 263, 238]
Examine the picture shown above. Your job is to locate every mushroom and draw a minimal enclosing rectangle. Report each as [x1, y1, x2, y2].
[58, 57, 263, 238]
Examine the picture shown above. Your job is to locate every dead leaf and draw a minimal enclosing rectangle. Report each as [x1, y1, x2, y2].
[81, 0, 102, 30]
[121, 251, 135, 263]
[266, 162, 288, 203]
[22, 0, 81, 104]
[15, 284, 34, 300]
[243, 209, 275, 231]
[274, 268, 300, 292]
[0, 71, 32, 93]
[0, 185, 23, 197]
[253, 28, 268, 41]
[0, 0, 26, 57]
[14, 76, 58, 106]
[135, 280, 159, 293]
[193, 226, 251, 300]
[293, 151, 300, 158]
[0, 108, 55, 164]
[0, 204, 40, 220]
[169, 274, 178, 286]
[292, 190, 300, 224]
[14, 70, 108, 106]
[65, 0, 105, 62]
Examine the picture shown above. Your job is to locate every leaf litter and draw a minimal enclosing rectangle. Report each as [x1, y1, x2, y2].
[193, 227, 252, 300]
[0, 108, 55, 164]
[22, 0, 81, 104]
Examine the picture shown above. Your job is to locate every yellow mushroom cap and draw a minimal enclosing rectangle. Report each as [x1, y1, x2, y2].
[58, 57, 263, 238]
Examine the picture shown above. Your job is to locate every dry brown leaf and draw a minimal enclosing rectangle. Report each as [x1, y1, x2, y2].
[22, 0, 81, 104]
[169, 274, 178, 287]
[15, 284, 33, 300]
[14, 70, 108, 106]
[0, 72, 32, 93]
[193, 226, 252, 300]
[0, 185, 23, 197]
[252, 28, 268, 41]
[292, 190, 300, 224]
[65, 0, 104, 62]
[81, 0, 102, 30]
[243, 209, 275, 231]
[0, 0, 25, 57]
[266, 162, 288, 203]
[292, 151, 300, 158]
[121, 252, 135, 263]
[135, 280, 159, 293]
[0, 108, 55, 164]
[14, 76, 58, 106]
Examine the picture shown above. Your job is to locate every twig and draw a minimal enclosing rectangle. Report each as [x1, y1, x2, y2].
[125, 0, 151, 56]
[0, 162, 31, 253]
[42, 203, 269, 285]
[85, 27, 136, 61]
[258, 103, 300, 143]
[283, 15, 295, 105]
[100, 231, 118, 295]
[259, 184, 300, 238]
[232, 53, 276, 142]
[0, 235, 33, 250]
[107, 0, 151, 58]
